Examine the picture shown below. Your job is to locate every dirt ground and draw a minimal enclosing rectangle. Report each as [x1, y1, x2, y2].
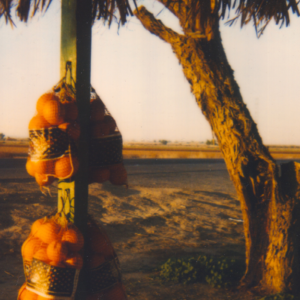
[0, 158, 270, 300]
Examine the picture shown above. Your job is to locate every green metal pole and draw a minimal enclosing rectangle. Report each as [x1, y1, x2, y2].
[59, 0, 92, 297]
[60, 0, 77, 80]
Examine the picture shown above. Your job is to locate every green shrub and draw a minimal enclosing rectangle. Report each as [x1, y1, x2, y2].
[159, 140, 168, 145]
[157, 254, 244, 288]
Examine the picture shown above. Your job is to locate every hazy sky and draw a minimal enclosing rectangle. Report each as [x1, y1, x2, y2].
[0, 0, 300, 145]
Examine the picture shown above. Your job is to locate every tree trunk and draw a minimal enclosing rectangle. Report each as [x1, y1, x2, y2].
[134, 6, 300, 295]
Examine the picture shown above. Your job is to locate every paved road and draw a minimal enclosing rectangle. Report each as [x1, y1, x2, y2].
[1, 158, 297, 194]
[0, 158, 234, 195]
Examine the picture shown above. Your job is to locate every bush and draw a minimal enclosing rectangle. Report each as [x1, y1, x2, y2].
[206, 140, 217, 145]
[157, 254, 244, 288]
[159, 140, 168, 145]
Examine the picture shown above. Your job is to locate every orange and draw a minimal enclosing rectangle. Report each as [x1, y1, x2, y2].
[61, 227, 84, 252]
[47, 240, 68, 262]
[102, 283, 126, 300]
[31, 218, 45, 236]
[68, 121, 81, 140]
[34, 160, 55, 175]
[63, 102, 78, 121]
[72, 156, 80, 174]
[43, 99, 65, 125]
[35, 221, 61, 244]
[58, 122, 80, 141]
[86, 254, 105, 268]
[64, 253, 83, 269]
[33, 247, 50, 263]
[36, 92, 59, 115]
[90, 98, 105, 122]
[86, 227, 114, 258]
[109, 164, 127, 186]
[90, 122, 102, 138]
[21, 237, 41, 261]
[37, 295, 52, 300]
[49, 260, 66, 268]
[28, 115, 51, 130]
[35, 173, 55, 187]
[91, 122, 110, 138]
[58, 122, 69, 132]
[91, 168, 110, 184]
[55, 155, 79, 178]
[18, 283, 27, 299]
[19, 287, 38, 300]
[26, 158, 36, 177]
[103, 115, 116, 133]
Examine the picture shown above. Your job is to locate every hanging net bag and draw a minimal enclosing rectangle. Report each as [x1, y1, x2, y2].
[85, 216, 127, 300]
[26, 63, 80, 193]
[26, 62, 127, 192]
[18, 213, 84, 299]
[88, 87, 127, 187]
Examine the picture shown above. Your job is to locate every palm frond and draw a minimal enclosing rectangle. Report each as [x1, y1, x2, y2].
[0, 0, 136, 25]
[221, 0, 300, 36]
[0, 0, 299, 33]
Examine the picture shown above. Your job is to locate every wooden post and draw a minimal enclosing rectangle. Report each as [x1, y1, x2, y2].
[59, 0, 92, 297]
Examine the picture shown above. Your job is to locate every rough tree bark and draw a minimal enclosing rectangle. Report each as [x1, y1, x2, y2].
[134, 4, 300, 295]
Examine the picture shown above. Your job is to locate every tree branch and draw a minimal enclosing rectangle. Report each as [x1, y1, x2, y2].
[134, 6, 183, 43]
[156, 0, 181, 20]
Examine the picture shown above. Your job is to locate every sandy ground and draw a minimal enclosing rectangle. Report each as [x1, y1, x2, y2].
[0, 158, 267, 300]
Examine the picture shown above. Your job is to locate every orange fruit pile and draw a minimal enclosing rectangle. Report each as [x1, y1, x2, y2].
[27, 87, 127, 188]
[85, 220, 127, 300]
[27, 91, 80, 188]
[19, 215, 84, 299]
[88, 97, 127, 186]
[22, 216, 84, 267]
[109, 163, 127, 186]
[89, 163, 127, 186]
[26, 155, 79, 188]
[89, 97, 117, 140]
[85, 223, 115, 263]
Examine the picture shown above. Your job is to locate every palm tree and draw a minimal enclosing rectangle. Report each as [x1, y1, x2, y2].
[1, 0, 300, 296]
[133, 0, 300, 295]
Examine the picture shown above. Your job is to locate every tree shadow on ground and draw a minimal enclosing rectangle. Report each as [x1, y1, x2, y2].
[88, 195, 107, 218]
[98, 182, 140, 197]
[0, 178, 35, 183]
[193, 190, 237, 201]
[101, 218, 148, 243]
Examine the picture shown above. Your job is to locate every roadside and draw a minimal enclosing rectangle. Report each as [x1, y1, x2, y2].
[0, 158, 268, 300]
[2, 141, 300, 159]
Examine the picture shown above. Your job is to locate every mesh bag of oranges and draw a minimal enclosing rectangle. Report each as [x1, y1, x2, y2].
[26, 75, 80, 192]
[88, 88, 127, 187]
[18, 213, 84, 299]
[84, 218, 127, 300]
[26, 63, 127, 191]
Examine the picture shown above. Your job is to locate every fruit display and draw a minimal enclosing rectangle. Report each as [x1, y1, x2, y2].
[27, 84, 79, 191]
[18, 215, 127, 299]
[18, 213, 84, 299]
[27, 77, 127, 190]
[85, 218, 127, 300]
[88, 89, 127, 187]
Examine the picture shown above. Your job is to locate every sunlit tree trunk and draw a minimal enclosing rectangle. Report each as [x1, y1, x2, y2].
[134, 5, 300, 295]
